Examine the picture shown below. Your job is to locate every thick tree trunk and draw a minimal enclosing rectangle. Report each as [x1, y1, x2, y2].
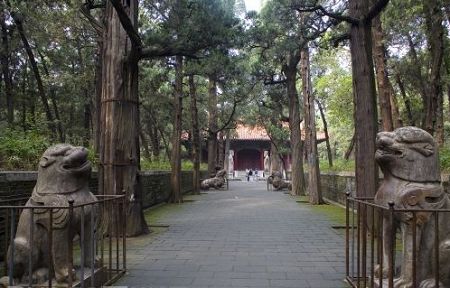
[423, 0, 444, 137]
[217, 131, 225, 169]
[301, 48, 322, 204]
[349, 0, 378, 198]
[372, 15, 393, 131]
[11, 12, 56, 139]
[316, 99, 332, 167]
[170, 55, 183, 203]
[189, 75, 201, 195]
[207, 76, 218, 176]
[1, 13, 13, 126]
[285, 56, 305, 196]
[140, 130, 151, 159]
[270, 142, 281, 174]
[224, 130, 231, 173]
[100, 0, 148, 236]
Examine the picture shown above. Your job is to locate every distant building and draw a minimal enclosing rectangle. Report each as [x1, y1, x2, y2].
[228, 123, 326, 176]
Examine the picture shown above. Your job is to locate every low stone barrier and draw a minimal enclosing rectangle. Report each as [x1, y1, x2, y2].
[319, 172, 450, 206]
[0, 170, 208, 208]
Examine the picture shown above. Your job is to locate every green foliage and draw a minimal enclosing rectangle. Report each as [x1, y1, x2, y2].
[319, 158, 355, 173]
[141, 159, 207, 171]
[0, 130, 50, 170]
[439, 146, 450, 173]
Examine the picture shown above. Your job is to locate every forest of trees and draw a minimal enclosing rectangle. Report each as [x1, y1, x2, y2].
[0, 0, 450, 235]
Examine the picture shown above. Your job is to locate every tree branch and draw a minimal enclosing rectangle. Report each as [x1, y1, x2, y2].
[140, 46, 201, 59]
[80, 2, 103, 37]
[365, 0, 390, 22]
[295, 5, 358, 25]
[109, 0, 142, 48]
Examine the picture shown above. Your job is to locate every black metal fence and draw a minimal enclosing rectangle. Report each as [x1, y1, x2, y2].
[345, 194, 449, 288]
[0, 195, 126, 287]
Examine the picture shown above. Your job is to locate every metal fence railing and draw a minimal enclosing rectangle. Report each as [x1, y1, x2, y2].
[0, 195, 126, 287]
[345, 193, 449, 288]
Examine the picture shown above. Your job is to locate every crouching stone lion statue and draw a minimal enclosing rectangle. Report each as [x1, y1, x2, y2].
[374, 126, 450, 288]
[271, 171, 291, 191]
[201, 169, 227, 190]
[1, 144, 98, 287]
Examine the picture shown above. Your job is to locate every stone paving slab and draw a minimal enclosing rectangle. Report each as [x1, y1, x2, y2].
[115, 181, 350, 288]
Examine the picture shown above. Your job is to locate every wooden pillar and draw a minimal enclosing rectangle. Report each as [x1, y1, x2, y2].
[260, 149, 264, 171]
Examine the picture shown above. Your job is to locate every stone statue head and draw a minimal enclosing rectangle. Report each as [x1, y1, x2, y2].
[375, 126, 440, 182]
[34, 144, 92, 195]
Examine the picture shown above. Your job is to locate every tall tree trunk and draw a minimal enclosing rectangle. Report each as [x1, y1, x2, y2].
[349, 0, 378, 198]
[423, 0, 444, 137]
[189, 74, 201, 195]
[170, 55, 183, 203]
[37, 50, 65, 142]
[224, 130, 231, 173]
[100, 0, 148, 236]
[372, 14, 393, 131]
[316, 99, 333, 167]
[207, 76, 218, 176]
[93, 42, 103, 153]
[21, 63, 28, 131]
[140, 130, 151, 159]
[285, 55, 305, 196]
[301, 48, 322, 204]
[217, 131, 225, 169]
[406, 34, 428, 128]
[1, 13, 13, 126]
[395, 73, 414, 126]
[11, 12, 56, 139]
[270, 142, 281, 174]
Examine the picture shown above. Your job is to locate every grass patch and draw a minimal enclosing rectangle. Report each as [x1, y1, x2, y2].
[293, 195, 347, 226]
[144, 195, 199, 225]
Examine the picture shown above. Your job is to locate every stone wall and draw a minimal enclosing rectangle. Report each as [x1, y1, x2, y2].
[319, 172, 450, 206]
[0, 171, 208, 208]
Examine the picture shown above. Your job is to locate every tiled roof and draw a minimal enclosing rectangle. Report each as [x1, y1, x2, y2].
[233, 123, 270, 140]
[232, 123, 326, 141]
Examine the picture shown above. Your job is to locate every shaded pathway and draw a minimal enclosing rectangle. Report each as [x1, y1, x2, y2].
[116, 181, 348, 288]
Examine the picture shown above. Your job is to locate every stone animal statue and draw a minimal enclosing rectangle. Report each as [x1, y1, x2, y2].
[201, 169, 227, 190]
[374, 126, 450, 288]
[267, 175, 273, 190]
[0, 144, 98, 287]
[271, 171, 291, 191]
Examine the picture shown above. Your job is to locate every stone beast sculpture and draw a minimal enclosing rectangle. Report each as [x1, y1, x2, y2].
[1, 144, 98, 286]
[201, 169, 227, 190]
[374, 126, 450, 287]
[271, 171, 291, 191]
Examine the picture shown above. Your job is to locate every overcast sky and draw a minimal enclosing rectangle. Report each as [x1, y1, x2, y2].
[244, 0, 262, 12]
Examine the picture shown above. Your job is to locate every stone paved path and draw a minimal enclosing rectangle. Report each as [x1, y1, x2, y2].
[116, 181, 349, 288]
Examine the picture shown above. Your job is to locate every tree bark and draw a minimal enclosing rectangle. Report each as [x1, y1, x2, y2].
[423, 0, 444, 138]
[349, 0, 379, 198]
[189, 74, 201, 195]
[406, 34, 428, 128]
[11, 12, 56, 139]
[1, 12, 13, 126]
[170, 55, 183, 203]
[301, 48, 322, 204]
[395, 72, 414, 126]
[217, 131, 225, 169]
[372, 14, 393, 131]
[207, 76, 218, 176]
[100, 0, 148, 236]
[37, 50, 65, 142]
[285, 53, 305, 196]
[316, 99, 332, 167]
